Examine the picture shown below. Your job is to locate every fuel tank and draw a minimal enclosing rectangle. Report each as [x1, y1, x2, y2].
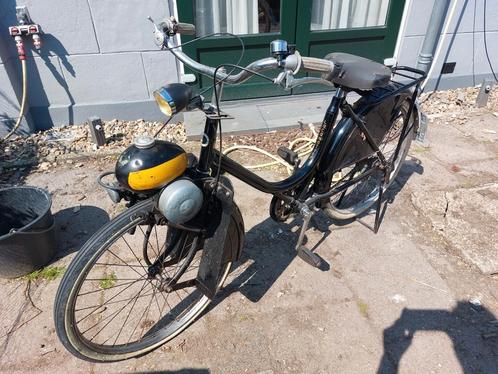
[115, 135, 187, 191]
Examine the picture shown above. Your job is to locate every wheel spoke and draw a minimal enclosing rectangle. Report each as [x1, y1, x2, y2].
[75, 290, 158, 312]
[76, 273, 147, 324]
[61, 207, 233, 358]
[87, 280, 150, 342]
[78, 278, 142, 297]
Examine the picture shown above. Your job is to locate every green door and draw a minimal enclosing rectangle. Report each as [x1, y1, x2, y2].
[293, 0, 406, 94]
[177, 0, 405, 100]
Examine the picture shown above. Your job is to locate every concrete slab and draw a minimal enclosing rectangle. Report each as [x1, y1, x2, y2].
[412, 183, 498, 274]
[184, 92, 360, 138]
[1, 109, 498, 373]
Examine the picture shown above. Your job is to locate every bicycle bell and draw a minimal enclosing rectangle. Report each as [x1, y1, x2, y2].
[115, 135, 188, 191]
[270, 39, 289, 66]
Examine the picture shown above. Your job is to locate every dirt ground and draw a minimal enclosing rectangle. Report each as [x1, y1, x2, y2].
[1, 103, 498, 373]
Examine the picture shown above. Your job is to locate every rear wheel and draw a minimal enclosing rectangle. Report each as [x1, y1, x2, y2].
[54, 198, 241, 362]
[324, 101, 414, 220]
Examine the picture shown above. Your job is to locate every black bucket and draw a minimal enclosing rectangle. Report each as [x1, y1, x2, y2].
[0, 186, 56, 278]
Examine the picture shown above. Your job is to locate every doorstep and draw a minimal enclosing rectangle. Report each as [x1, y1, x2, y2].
[183, 91, 359, 139]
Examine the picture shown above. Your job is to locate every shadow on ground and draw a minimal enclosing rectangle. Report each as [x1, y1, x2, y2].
[215, 156, 423, 303]
[0, 140, 39, 187]
[51, 205, 110, 261]
[377, 301, 498, 373]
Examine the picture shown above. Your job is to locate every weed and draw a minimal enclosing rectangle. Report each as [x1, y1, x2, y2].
[23, 266, 65, 281]
[99, 272, 117, 289]
[356, 299, 369, 319]
[412, 145, 430, 154]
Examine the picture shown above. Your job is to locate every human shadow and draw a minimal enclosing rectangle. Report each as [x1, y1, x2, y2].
[50, 205, 109, 261]
[377, 301, 498, 373]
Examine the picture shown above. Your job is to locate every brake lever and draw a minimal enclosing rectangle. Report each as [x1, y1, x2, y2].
[274, 70, 334, 90]
[148, 16, 167, 47]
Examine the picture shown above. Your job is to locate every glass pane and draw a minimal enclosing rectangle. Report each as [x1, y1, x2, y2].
[311, 0, 389, 31]
[195, 0, 281, 36]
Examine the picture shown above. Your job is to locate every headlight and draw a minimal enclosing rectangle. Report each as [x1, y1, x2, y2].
[153, 83, 193, 116]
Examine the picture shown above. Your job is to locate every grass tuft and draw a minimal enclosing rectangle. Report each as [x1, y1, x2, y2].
[23, 266, 66, 281]
[99, 272, 117, 289]
[356, 299, 369, 319]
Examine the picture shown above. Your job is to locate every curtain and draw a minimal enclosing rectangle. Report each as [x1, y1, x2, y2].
[311, 0, 390, 31]
[196, 0, 258, 36]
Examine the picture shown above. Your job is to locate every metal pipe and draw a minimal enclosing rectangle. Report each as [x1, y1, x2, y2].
[421, 0, 460, 90]
[416, 0, 452, 73]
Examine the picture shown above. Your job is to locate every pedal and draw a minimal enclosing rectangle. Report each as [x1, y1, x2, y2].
[297, 246, 323, 268]
[277, 146, 298, 166]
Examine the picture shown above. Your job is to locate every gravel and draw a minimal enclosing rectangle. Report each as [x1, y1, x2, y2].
[0, 119, 186, 168]
[1, 85, 497, 174]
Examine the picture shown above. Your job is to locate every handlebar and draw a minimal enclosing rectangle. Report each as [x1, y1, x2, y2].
[301, 57, 335, 74]
[156, 17, 335, 86]
[176, 22, 196, 35]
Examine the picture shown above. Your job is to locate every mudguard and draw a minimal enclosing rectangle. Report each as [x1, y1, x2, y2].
[315, 83, 413, 192]
[196, 179, 245, 299]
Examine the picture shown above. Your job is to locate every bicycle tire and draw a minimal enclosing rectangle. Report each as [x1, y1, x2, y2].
[54, 198, 241, 362]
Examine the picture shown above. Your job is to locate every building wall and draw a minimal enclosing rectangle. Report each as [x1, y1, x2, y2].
[2, 0, 498, 135]
[0, 0, 179, 135]
[397, 0, 498, 90]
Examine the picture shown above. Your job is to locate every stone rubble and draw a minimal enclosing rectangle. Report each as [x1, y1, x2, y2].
[0, 119, 187, 168]
[1, 85, 497, 171]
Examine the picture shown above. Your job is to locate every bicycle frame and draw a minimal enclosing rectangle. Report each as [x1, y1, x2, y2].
[196, 66, 426, 205]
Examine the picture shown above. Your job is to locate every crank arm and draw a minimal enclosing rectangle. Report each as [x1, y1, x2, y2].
[294, 205, 323, 268]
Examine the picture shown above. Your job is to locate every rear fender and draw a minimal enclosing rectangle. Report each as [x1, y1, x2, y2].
[314, 84, 412, 193]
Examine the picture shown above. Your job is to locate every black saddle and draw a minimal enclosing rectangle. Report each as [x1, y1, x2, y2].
[323, 53, 392, 90]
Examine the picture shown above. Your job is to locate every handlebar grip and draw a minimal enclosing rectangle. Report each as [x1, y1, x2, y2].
[301, 57, 334, 74]
[176, 22, 196, 35]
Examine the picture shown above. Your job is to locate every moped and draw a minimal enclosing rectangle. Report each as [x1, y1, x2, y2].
[54, 16, 426, 362]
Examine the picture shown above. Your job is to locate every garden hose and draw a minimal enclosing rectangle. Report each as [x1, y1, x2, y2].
[0, 59, 27, 144]
[222, 124, 318, 175]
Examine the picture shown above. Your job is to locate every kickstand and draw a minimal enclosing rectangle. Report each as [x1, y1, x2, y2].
[295, 206, 323, 268]
[374, 180, 384, 234]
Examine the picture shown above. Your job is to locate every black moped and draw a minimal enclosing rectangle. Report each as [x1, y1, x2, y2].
[54, 17, 426, 362]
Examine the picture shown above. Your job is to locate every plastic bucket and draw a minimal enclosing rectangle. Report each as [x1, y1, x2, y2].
[0, 186, 56, 278]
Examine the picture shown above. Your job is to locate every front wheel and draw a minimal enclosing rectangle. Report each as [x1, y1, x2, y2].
[324, 101, 415, 220]
[54, 198, 241, 362]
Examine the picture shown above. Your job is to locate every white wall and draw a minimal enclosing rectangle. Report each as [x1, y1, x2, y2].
[397, 0, 498, 90]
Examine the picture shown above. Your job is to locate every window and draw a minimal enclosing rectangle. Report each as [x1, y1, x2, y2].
[310, 0, 389, 31]
[195, 0, 281, 36]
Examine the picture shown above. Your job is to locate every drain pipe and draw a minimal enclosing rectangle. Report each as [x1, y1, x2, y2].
[421, 0, 459, 91]
[416, 0, 452, 77]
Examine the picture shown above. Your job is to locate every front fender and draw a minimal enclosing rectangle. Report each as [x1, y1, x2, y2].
[196, 178, 245, 299]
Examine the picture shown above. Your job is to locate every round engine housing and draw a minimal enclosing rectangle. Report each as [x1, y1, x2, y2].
[158, 179, 203, 224]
